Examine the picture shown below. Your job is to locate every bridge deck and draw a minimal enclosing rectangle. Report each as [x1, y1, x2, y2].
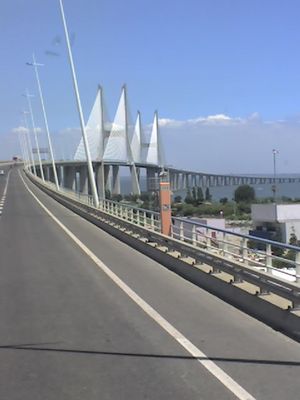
[0, 165, 299, 399]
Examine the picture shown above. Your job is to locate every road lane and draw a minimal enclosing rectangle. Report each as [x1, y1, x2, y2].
[21, 169, 300, 399]
[0, 164, 12, 216]
[0, 168, 299, 399]
[0, 169, 240, 399]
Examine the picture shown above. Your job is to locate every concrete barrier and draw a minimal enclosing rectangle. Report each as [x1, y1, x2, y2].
[27, 172, 300, 342]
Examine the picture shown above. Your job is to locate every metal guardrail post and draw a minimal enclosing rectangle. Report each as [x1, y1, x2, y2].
[128, 208, 132, 223]
[242, 237, 248, 265]
[266, 244, 272, 273]
[192, 225, 197, 246]
[206, 227, 211, 248]
[170, 223, 174, 238]
[222, 231, 228, 257]
[296, 252, 300, 284]
[180, 222, 184, 241]
[151, 213, 155, 230]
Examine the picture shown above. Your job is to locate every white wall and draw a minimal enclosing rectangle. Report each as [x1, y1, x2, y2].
[251, 204, 277, 222]
[252, 204, 300, 223]
[276, 205, 300, 222]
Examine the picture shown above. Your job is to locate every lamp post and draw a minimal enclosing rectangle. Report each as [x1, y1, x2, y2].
[23, 90, 45, 181]
[272, 149, 279, 203]
[18, 130, 27, 169]
[22, 110, 37, 176]
[58, 0, 99, 207]
[26, 54, 59, 190]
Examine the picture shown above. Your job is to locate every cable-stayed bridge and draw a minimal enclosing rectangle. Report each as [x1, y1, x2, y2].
[25, 84, 300, 198]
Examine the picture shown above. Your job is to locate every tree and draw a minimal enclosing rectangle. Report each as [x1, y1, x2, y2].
[220, 197, 228, 205]
[234, 185, 255, 203]
[140, 193, 150, 202]
[285, 232, 300, 264]
[192, 186, 197, 201]
[183, 204, 195, 216]
[185, 188, 194, 204]
[197, 187, 204, 202]
[174, 195, 182, 203]
[205, 187, 212, 201]
[112, 194, 123, 202]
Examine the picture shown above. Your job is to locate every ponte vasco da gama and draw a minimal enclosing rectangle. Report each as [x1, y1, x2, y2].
[33, 85, 300, 198]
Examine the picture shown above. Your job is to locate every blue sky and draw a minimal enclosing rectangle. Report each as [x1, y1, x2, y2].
[1, 0, 300, 173]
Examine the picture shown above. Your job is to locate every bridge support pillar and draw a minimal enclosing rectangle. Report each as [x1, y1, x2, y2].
[146, 168, 156, 192]
[96, 163, 105, 199]
[58, 166, 63, 186]
[49, 166, 56, 184]
[191, 175, 196, 188]
[104, 165, 111, 193]
[130, 165, 141, 195]
[112, 166, 121, 195]
[64, 166, 76, 191]
[79, 166, 88, 195]
[185, 173, 190, 189]
[170, 172, 177, 191]
[44, 166, 50, 182]
[175, 174, 179, 191]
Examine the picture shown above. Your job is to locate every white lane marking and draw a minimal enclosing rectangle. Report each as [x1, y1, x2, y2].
[19, 172, 256, 400]
[0, 170, 10, 217]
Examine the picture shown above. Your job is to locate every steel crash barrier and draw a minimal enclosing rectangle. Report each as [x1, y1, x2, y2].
[25, 171, 300, 312]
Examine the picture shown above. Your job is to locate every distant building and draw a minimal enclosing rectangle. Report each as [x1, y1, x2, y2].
[173, 217, 225, 242]
[250, 204, 300, 243]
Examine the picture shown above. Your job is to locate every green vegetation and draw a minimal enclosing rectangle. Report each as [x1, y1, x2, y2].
[172, 185, 255, 220]
[273, 232, 300, 269]
[104, 183, 300, 223]
[234, 185, 255, 203]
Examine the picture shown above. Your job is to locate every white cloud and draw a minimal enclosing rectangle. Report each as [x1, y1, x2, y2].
[12, 126, 43, 134]
[158, 113, 300, 174]
[159, 113, 249, 128]
[12, 126, 29, 134]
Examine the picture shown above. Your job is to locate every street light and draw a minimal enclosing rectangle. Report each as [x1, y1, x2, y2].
[58, 0, 99, 207]
[22, 110, 37, 176]
[23, 90, 45, 181]
[17, 130, 27, 168]
[26, 54, 60, 190]
[272, 149, 279, 203]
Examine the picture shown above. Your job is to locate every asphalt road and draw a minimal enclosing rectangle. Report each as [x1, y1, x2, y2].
[0, 166, 299, 399]
[0, 164, 12, 215]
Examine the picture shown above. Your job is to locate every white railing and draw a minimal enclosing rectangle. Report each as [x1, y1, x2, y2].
[31, 174, 300, 286]
[171, 217, 300, 284]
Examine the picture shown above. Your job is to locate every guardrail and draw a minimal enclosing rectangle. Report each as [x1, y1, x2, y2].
[172, 217, 300, 283]
[26, 171, 300, 310]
